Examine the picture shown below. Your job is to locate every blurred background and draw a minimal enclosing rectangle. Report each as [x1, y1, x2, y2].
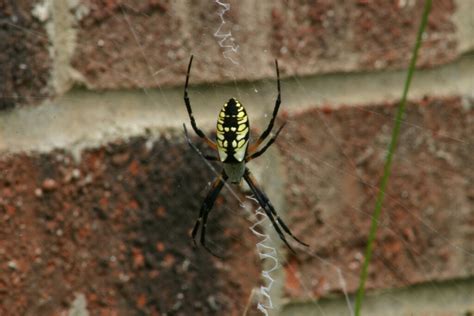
[0, 1, 473, 315]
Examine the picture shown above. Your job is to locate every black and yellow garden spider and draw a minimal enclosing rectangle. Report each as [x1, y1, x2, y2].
[183, 55, 308, 257]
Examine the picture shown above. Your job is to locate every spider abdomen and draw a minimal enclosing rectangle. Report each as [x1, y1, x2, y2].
[216, 98, 250, 163]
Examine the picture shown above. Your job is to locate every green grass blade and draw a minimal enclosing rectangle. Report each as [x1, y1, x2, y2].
[354, 1, 432, 314]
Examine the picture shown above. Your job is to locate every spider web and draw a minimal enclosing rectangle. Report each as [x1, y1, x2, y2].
[180, 3, 356, 315]
[2, 1, 473, 315]
[214, 0, 239, 65]
[163, 3, 472, 315]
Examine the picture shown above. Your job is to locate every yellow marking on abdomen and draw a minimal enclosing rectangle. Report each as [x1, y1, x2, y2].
[237, 139, 246, 148]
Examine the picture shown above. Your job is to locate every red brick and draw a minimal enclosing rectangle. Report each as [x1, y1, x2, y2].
[72, 0, 189, 89]
[0, 136, 259, 315]
[352, 0, 457, 69]
[71, 1, 458, 90]
[0, 0, 52, 109]
[277, 96, 473, 298]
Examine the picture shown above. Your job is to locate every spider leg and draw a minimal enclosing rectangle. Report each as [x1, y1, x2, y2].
[248, 59, 281, 155]
[183, 124, 219, 162]
[184, 55, 217, 150]
[244, 171, 296, 253]
[244, 169, 309, 250]
[245, 121, 286, 163]
[204, 155, 220, 161]
[191, 172, 228, 258]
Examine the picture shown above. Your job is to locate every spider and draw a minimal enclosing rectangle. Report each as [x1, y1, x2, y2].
[183, 55, 308, 257]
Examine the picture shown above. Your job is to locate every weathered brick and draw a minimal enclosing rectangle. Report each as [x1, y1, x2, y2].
[0, 0, 51, 109]
[351, 0, 457, 69]
[71, 0, 190, 89]
[277, 96, 473, 298]
[71, 0, 459, 90]
[0, 135, 259, 315]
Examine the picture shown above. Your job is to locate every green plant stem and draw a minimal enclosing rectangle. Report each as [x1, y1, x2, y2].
[354, 1, 432, 315]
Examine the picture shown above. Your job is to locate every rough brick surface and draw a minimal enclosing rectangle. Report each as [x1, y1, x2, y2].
[278, 97, 473, 298]
[272, 0, 457, 71]
[0, 135, 260, 315]
[0, 0, 51, 109]
[71, 0, 186, 90]
[351, 0, 457, 69]
[72, 0, 459, 90]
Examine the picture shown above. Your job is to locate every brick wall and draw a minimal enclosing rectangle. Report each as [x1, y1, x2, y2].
[0, 1, 473, 315]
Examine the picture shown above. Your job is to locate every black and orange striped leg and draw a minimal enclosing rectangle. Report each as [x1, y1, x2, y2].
[191, 172, 228, 258]
[203, 155, 220, 161]
[244, 169, 309, 253]
[245, 122, 286, 163]
[184, 55, 217, 150]
[183, 124, 219, 162]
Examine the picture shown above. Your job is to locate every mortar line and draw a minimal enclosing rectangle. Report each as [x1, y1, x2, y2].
[0, 53, 473, 155]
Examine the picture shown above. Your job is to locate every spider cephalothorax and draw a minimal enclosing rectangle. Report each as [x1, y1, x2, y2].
[183, 55, 308, 256]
